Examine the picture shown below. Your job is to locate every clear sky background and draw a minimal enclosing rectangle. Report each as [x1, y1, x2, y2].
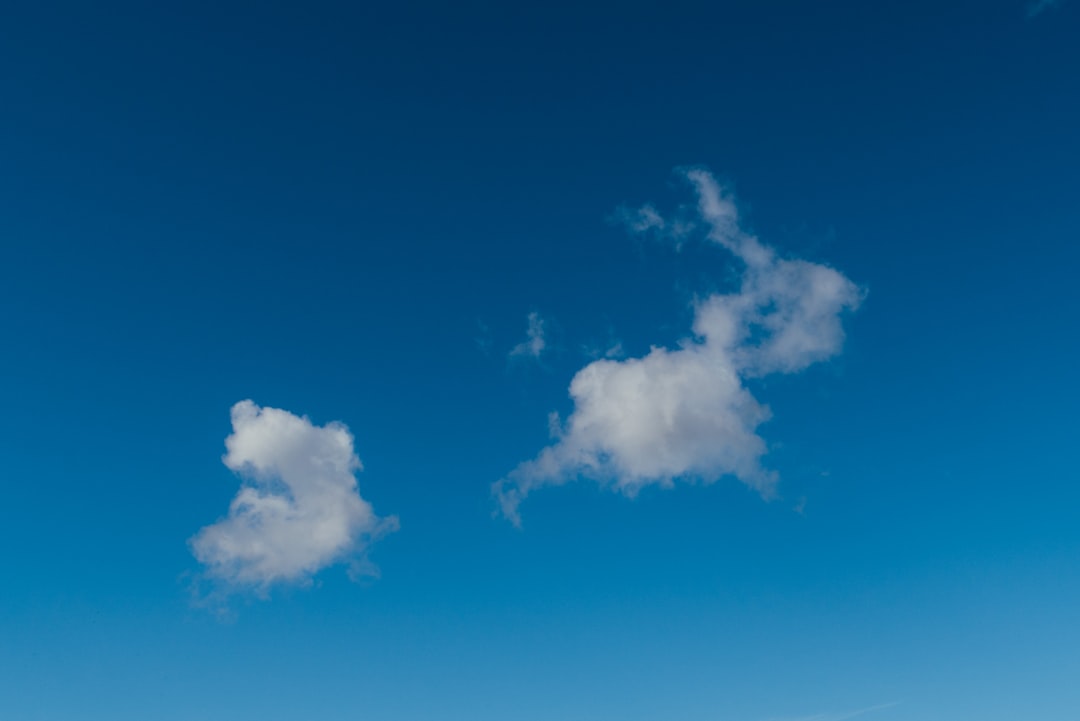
[1, 1, 1078, 719]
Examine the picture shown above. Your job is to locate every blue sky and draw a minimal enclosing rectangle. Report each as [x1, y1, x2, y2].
[1, 0, 1079, 719]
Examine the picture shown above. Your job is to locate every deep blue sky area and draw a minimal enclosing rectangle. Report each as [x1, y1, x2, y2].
[1, 1, 1078, 720]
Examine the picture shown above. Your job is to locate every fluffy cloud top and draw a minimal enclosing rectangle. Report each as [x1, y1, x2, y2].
[190, 401, 397, 589]
[510, 311, 548, 358]
[494, 170, 862, 525]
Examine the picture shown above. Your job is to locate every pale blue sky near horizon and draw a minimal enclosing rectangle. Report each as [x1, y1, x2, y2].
[1, 1, 1079, 719]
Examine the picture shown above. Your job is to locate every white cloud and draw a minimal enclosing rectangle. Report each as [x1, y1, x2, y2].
[494, 169, 862, 525]
[190, 400, 397, 590]
[604, 342, 624, 358]
[581, 335, 625, 361]
[612, 201, 696, 244]
[510, 311, 548, 358]
[583, 338, 626, 358]
[615, 202, 666, 233]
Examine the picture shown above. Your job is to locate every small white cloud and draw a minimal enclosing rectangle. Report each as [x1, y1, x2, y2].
[602, 340, 624, 359]
[614, 203, 666, 233]
[494, 169, 862, 525]
[190, 400, 397, 591]
[613, 202, 696, 244]
[510, 311, 547, 359]
[581, 336, 625, 361]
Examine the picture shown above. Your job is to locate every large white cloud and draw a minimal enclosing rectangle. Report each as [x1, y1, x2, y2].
[494, 170, 863, 524]
[190, 400, 397, 589]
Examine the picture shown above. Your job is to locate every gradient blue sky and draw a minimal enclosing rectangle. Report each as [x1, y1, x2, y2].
[2, 1, 1079, 719]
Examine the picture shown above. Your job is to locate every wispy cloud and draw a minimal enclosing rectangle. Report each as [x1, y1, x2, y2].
[613, 202, 667, 233]
[586, 340, 624, 360]
[581, 329, 625, 361]
[612, 201, 696, 246]
[763, 701, 899, 721]
[475, 318, 494, 355]
[510, 311, 548, 359]
[1027, 0, 1063, 17]
[190, 400, 398, 593]
[494, 169, 863, 525]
